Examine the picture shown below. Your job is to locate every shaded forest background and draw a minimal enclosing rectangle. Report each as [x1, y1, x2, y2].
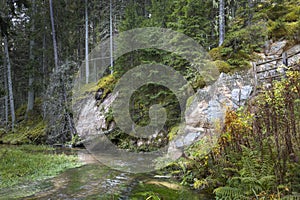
[0, 0, 300, 199]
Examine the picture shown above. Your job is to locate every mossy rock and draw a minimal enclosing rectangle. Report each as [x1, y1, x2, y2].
[97, 74, 117, 98]
[191, 75, 206, 89]
[186, 95, 195, 108]
[168, 126, 179, 141]
[214, 60, 231, 73]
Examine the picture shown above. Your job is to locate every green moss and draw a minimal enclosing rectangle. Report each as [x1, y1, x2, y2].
[104, 107, 114, 126]
[209, 47, 222, 61]
[186, 95, 195, 108]
[191, 75, 206, 89]
[0, 118, 46, 145]
[1, 120, 46, 145]
[0, 132, 30, 145]
[168, 126, 179, 141]
[214, 60, 231, 73]
[97, 73, 118, 98]
[0, 145, 82, 189]
[0, 97, 48, 145]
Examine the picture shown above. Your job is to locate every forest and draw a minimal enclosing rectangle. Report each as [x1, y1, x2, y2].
[0, 0, 300, 199]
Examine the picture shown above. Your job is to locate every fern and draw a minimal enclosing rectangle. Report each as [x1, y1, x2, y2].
[214, 186, 247, 200]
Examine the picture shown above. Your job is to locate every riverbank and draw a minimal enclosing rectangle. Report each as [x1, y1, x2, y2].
[0, 145, 82, 197]
[0, 145, 212, 199]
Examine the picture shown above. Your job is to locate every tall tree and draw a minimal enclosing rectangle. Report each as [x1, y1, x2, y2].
[219, 0, 225, 46]
[49, 0, 58, 70]
[109, 0, 114, 74]
[3, 35, 15, 129]
[85, 0, 89, 83]
[26, 0, 36, 116]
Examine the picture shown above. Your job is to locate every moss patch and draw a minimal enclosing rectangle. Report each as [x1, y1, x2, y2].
[0, 119, 47, 145]
[214, 60, 231, 73]
[97, 73, 118, 98]
[0, 98, 48, 145]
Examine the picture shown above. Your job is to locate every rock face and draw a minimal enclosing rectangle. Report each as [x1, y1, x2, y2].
[167, 72, 254, 157]
[265, 40, 287, 56]
[76, 93, 118, 140]
[167, 42, 300, 158]
[75, 72, 255, 160]
[286, 44, 300, 66]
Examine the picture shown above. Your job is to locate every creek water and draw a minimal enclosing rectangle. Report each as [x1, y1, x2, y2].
[0, 146, 213, 199]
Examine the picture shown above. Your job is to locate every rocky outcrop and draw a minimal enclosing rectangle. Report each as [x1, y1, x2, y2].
[167, 72, 254, 158]
[76, 93, 118, 140]
[265, 40, 287, 56]
[286, 44, 300, 65]
[167, 42, 300, 158]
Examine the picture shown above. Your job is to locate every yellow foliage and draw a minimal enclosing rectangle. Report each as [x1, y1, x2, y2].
[97, 73, 117, 97]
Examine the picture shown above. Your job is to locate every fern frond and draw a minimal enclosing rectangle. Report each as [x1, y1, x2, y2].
[214, 186, 247, 200]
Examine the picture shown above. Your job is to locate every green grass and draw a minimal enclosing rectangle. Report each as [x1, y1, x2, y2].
[0, 145, 82, 189]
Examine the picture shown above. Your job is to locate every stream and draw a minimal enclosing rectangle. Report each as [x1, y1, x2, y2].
[0, 146, 213, 199]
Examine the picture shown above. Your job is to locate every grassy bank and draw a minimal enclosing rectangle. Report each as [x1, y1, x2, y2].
[0, 145, 82, 189]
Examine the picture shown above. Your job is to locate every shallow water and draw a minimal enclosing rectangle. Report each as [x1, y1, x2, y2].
[0, 146, 213, 199]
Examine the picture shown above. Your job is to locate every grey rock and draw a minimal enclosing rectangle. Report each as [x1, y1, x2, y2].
[267, 40, 287, 56]
[168, 72, 254, 157]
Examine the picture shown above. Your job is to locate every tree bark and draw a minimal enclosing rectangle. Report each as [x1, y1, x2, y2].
[3, 67, 8, 126]
[85, 0, 89, 84]
[4, 35, 15, 129]
[49, 0, 59, 70]
[109, 0, 114, 74]
[26, 0, 36, 116]
[219, 0, 225, 46]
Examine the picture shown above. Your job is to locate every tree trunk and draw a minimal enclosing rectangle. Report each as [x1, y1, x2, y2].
[3, 68, 8, 126]
[219, 0, 225, 46]
[26, 0, 36, 117]
[247, 0, 253, 26]
[92, 2, 97, 82]
[49, 0, 59, 70]
[109, 0, 114, 74]
[85, 0, 89, 84]
[4, 35, 15, 129]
